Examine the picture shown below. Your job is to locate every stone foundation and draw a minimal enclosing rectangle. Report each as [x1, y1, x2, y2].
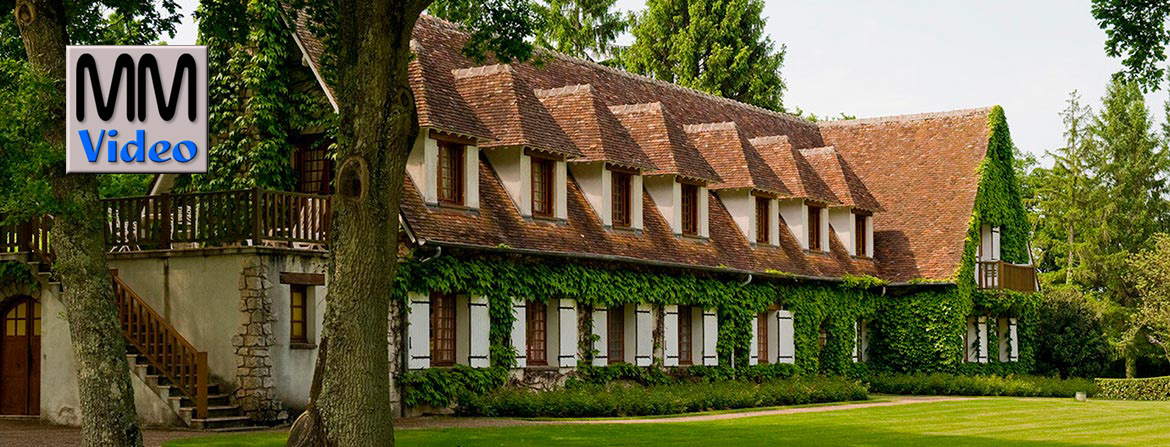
[233, 255, 286, 422]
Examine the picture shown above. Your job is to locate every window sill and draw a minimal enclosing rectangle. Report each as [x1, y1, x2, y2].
[804, 249, 829, 256]
[852, 255, 874, 260]
[290, 342, 317, 350]
[429, 202, 479, 214]
[529, 215, 566, 225]
[678, 233, 708, 242]
[610, 226, 641, 236]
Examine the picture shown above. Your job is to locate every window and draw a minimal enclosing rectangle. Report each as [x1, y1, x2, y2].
[855, 214, 868, 257]
[438, 141, 466, 205]
[755, 197, 771, 244]
[290, 285, 308, 344]
[531, 157, 555, 217]
[681, 183, 699, 236]
[808, 206, 823, 251]
[612, 171, 632, 228]
[526, 301, 548, 366]
[757, 313, 769, 364]
[295, 139, 333, 195]
[607, 307, 625, 364]
[678, 306, 693, 365]
[430, 292, 457, 367]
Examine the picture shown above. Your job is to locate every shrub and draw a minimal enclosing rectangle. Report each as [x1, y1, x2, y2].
[457, 377, 867, 417]
[1034, 286, 1113, 378]
[866, 373, 1096, 398]
[1096, 376, 1170, 400]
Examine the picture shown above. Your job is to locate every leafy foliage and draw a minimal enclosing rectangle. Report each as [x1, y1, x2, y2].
[620, 0, 787, 112]
[425, 0, 543, 63]
[531, 0, 627, 62]
[1092, 0, 1170, 91]
[1034, 286, 1114, 378]
[1128, 234, 1170, 364]
[867, 373, 1097, 398]
[1096, 375, 1170, 400]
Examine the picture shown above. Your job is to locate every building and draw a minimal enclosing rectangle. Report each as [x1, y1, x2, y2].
[0, 16, 1037, 428]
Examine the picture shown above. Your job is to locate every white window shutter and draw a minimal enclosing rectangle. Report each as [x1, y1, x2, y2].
[702, 309, 719, 366]
[778, 310, 795, 364]
[749, 315, 759, 365]
[635, 303, 654, 366]
[663, 305, 679, 367]
[1009, 318, 1019, 362]
[511, 298, 526, 369]
[852, 321, 860, 363]
[592, 306, 608, 367]
[468, 295, 491, 368]
[991, 227, 1001, 261]
[407, 292, 430, 369]
[977, 316, 989, 363]
[558, 299, 578, 367]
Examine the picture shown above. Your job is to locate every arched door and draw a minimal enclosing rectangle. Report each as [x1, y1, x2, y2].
[1, 296, 40, 415]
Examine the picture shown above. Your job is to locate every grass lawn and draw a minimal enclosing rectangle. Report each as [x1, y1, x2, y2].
[164, 398, 1170, 447]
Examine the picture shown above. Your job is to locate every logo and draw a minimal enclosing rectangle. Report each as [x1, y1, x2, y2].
[66, 46, 208, 173]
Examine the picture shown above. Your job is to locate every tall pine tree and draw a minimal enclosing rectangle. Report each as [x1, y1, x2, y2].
[620, 0, 786, 112]
[532, 0, 627, 62]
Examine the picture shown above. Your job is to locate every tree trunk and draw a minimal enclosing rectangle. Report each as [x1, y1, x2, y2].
[13, 1, 143, 446]
[286, 1, 425, 446]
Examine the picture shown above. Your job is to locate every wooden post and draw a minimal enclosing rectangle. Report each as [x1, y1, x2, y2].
[252, 188, 263, 246]
[196, 352, 209, 420]
[159, 193, 172, 250]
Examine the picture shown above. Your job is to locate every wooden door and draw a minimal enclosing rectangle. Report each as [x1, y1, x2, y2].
[1, 296, 40, 415]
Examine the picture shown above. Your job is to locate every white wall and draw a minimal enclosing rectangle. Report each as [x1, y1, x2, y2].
[779, 199, 807, 249]
[405, 131, 479, 209]
[645, 174, 680, 234]
[719, 190, 754, 242]
[829, 207, 855, 255]
[484, 146, 530, 215]
[570, 163, 610, 226]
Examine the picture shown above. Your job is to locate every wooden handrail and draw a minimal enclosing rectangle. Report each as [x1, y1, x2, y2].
[0, 215, 54, 264]
[975, 260, 1038, 293]
[112, 272, 208, 419]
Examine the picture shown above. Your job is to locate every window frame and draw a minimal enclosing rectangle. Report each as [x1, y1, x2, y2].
[526, 301, 549, 366]
[757, 313, 769, 364]
[611, 170, 633, 228]
[678, 305, 693, 366]
[531, 156, 555, 218]
[755, 196, 771, 244]
[855, 213, 868, 257]
[607, 307, 625, 365]
[437, 140, 466, 206]
[290, 284, 309, 344]
[430, 292, 458, 367]
[681, 183, 700, 236]
[808, 205, 824, 252]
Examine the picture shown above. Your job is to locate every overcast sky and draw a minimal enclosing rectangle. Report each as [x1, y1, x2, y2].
[165, 0, 1165, 163]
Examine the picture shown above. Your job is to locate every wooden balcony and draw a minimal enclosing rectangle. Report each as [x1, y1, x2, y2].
[975, 260, 1038, 293]
[1, 189, 330, 260]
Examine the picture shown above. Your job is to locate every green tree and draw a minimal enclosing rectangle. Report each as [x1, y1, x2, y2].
[283, 1, 537, 445]
[2, 0, 180, 446]
[1035, 286, 1114, 378]
[1129, 233, 1170, 365]
[620, 0, 786, 112]
[531, 0, 627, 61]
[1092, 0, 1170, 91]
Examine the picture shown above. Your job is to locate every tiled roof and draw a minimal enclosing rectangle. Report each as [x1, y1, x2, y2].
[797, 146, 884, 212]
[535, 84, 656, 170]
[289, 15, 999, 282]
[453, 64, 582, 157]
[685, 122, 789, 195]
[819, 109, 992, 281]
[609, 102, 721, 183]
[749, 135, 840, 205]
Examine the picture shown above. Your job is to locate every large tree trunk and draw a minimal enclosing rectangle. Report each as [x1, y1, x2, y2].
[13, 1, 143, 446]
[287, 1, 425, 446]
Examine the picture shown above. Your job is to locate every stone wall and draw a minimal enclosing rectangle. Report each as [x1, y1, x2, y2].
[233, 255, 286, 422]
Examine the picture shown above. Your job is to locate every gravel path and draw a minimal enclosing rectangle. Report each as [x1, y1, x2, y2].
[0, 396, 972, 445]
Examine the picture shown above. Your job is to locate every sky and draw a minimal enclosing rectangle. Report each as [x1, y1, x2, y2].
[164, 0, 1165, 163]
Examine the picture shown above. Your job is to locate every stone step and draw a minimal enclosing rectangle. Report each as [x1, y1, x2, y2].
[189, 415, 254, 431]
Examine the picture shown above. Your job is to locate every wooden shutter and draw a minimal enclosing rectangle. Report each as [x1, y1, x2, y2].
[702, 308, 718, 366]
[1009, 318, 1019, 362]
[468, 295, 490, 367]
[407, 292, 430, 369]
[636, 303, 654, 366]
[511, 298, 527, 368]
[557, 299, 578, 367]
[663, 305, 679, 367]
[777, 310, 795, 364]
[977, 316, 989, 363]
[591, 306, 608, 367]
[852, 320, 860, 363]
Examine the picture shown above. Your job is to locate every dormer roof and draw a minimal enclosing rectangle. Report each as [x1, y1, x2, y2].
[749, 135, 841, 205]
[453, 64, 582, 158]
[609, 102, 721, 183]
[684, 122, 789, 196]
[535, 84, 656, 171]
[798, 146, 884, 212]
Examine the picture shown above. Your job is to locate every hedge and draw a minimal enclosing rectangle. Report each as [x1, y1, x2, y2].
[867, 373, 1096, 398]
[456, 378, 868, 418]
[1096, 376, 1170, 401]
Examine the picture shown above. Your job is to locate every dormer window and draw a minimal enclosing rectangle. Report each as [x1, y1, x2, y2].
[612, 171, 633, 228]
[531, 156, 556, 218]
[681, 183, 699, 236]
[438, 141, 466, 205]
[755, 197, 771, 245]
[808, 206, 824, 252]
[855, 213, 873, 258]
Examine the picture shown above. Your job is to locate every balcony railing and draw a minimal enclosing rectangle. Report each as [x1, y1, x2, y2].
[976, 260, 1038, 293]
[104, 188, 330, 252]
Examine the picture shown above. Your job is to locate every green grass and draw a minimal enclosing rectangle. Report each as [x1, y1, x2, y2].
[164, 398, 1170, 447]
